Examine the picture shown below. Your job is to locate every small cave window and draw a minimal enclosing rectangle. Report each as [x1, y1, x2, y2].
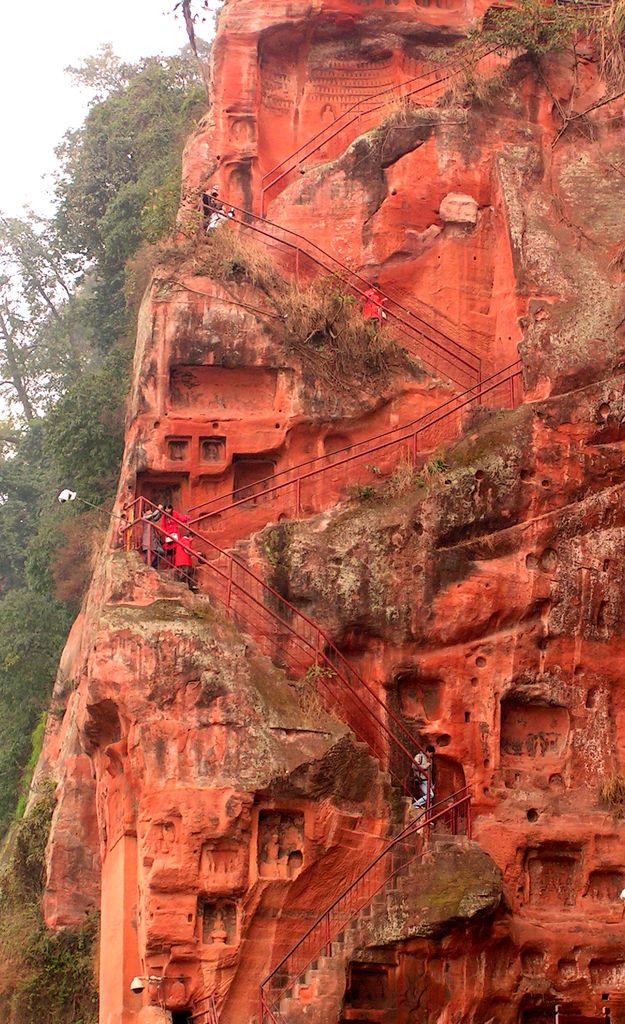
[172, 1014, 192, 1024]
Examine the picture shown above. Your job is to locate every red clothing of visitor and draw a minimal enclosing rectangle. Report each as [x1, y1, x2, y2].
[174, 536, 194, 568]
[162, 514, 178, 537]
[362, 287, 385, 321]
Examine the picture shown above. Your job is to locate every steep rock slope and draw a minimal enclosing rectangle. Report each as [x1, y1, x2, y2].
[19, 1, 625, 1023]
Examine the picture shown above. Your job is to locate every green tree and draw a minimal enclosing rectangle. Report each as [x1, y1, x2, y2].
[54, 51, 205, 351]
[0, 590, 70, 836]
[0, 46, 205, 839]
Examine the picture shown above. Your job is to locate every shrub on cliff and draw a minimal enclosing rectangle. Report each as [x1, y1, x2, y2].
[478, 0, 588, 57]
[0, 787, 99, 1024]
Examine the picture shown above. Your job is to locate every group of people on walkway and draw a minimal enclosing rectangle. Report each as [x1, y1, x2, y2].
[202, 187, 236, 232]
[141, 502, 197, 590]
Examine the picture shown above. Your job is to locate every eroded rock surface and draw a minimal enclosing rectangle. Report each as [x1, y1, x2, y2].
[29, 1, 625, 1023]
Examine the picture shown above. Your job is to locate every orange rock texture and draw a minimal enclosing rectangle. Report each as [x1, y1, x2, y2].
[31, 1, 625, 1023]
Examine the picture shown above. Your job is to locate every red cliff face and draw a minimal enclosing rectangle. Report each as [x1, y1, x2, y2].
[34, 2, 625, 1023]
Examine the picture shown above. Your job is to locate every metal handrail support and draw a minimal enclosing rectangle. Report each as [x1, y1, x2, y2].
[259, 788, 472, 1023]
[121, 498, 431, 796]
[187, 360, 522, 527]
[259, 45, 502, 215]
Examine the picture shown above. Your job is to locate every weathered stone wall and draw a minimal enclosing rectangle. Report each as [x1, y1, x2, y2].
[31, 1, 625, 1022]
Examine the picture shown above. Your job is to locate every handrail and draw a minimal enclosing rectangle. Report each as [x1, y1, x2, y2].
[219, 199, 481, 388]
[190, 993, 219, 1024]
[259, 44, 501, 215]
[259, 787, 472, 1023]
[121, 497, 430, 796]
[187, 359, 522, 531]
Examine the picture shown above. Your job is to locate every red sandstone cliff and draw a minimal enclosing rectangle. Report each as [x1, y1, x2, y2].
[29, 2, 625, 1023]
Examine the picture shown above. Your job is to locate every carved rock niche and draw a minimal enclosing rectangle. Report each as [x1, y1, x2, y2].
[500, 698, 569, 763]
[257, 810, 304, 881]
[524, 844, 583, 910]
[395, 670, 441, 724]
[589, 958, 625, 988]
[586, 868, 625, 903]
[343, 962, 395, 1013]
[199, 839, 247, 895]
[198, 898, 238, 948]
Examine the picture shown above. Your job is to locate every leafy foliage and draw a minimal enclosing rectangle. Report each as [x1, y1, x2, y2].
[0, 591, 70, 835]
[0, 786, 99, 1024]
[478, 0, 588, 56]
[54, 50, 205, 352]
[0, 46, 204, 844]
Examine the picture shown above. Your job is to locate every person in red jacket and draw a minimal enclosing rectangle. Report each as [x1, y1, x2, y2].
[361, 284, 387, 325]
[161, 503, 178, 567]
[174, 533, 197, 590]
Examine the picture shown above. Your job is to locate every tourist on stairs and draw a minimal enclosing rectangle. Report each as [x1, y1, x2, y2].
[361, 283, 387, 325]
[174, 534, 197, 590]
[161, 503, 179, 567]
[142, 504, 164, 569]
[411, 745, 436, 809]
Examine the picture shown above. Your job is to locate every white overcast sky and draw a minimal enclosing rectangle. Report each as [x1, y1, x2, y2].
[0, 0, 213, 216]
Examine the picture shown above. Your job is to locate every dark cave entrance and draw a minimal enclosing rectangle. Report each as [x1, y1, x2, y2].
[171, 1013, 192, 1024]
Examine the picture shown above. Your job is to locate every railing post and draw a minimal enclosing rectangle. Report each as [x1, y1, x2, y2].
[226, 557, 233, 609]
[411, 431, 418, 467]
[295, 246, 300, 285]
[124, 503, 133, 553]
[295, 477, 302, 517]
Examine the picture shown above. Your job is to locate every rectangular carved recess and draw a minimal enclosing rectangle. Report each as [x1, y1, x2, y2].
[200, 436, 226, 462]
[198, 898, 238, 947]
[341, 962, 397, 1022]
[525, 844, 583, 909]
[169, 365, 280, 414]
[257, 810, 304, 880]
[500, 700, 569, 762]
[168, 437, 190, 461]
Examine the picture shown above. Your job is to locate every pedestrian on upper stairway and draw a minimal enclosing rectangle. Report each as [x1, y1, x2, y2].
[202, 186, 224, 232]
[411, 745, 436, 810]
[142, 503, 164, 569]
[174, 533, 197, 590]
[161, 503, 179, 567]
[361, 283, 387, 326]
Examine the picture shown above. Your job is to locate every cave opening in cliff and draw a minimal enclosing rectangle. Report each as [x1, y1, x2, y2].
[171, 1013, 191, 1024]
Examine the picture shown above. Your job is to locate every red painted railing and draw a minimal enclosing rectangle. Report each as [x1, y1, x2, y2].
[260, 46, 502, 216]
[259, 787, 472, 1024]
[122, 498, 429, 796]
[218, 200, 482, 388]
[187, 359, 523, 541]
[190, 993, 219, 1024]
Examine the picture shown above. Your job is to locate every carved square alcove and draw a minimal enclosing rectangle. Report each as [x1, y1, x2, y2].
[199, 839, 247, 894]
[525, 844, 582, 910]
[344, 962, 394, 1010]
[500, 699, 569, 763]
[200, 436, 226, 463]
[257, 810, 304, 880]
[198, 898, 238, 947]
[168, 437, 190, 462]
[395, 669, 441, 724]
[590, 958, 625, 989]
[586, 868, 625, 903]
